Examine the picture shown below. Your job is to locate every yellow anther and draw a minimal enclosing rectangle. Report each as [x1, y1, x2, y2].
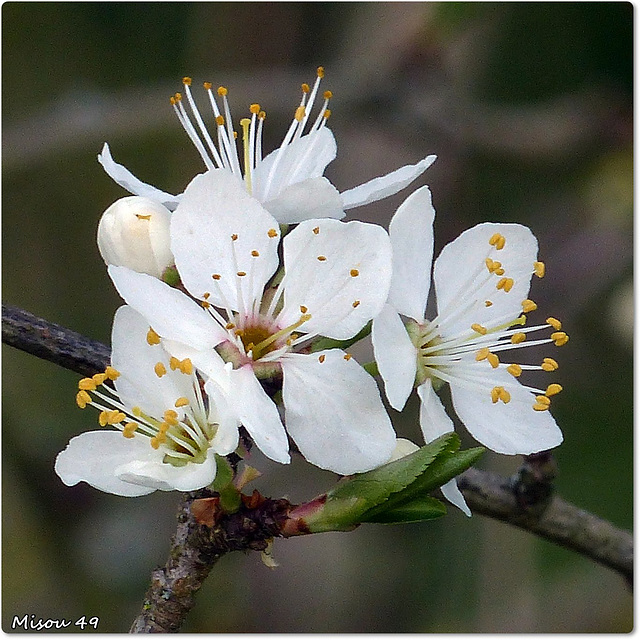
[225, 322, 235, 330]
[155, 362, 167, 378]
[111, 411, 126, 424]
[212, 273, 221, 280]
[122, 422, 138, 439]
[352, 300, 360, 308]
[267, 228, 278, 238]
[533, 402, 550, 412]
[546, 317, 562, 330]
[323, 90, 333, 100]
[180, 358, 194, 375]
[301, 83, 310, 93]
[182, 76, 192, 86]
[496, 277, 514, 292]
[534, 261, 546, 278]
[174, 92, 182, 101]
[487, 353, 500, 369]
[475, 347, 490, 362]
[170, 96, 177, 106]
[295, 105, 306, 122]
[323, 109, 331, 119]
[99, 411, 110, 427]
[146, 327, 161, 345]
[169, 357, 180, 371]
[522, 299, 538, 313]
[499, 388, 511, 403]
[350, 269, 360, 277]
[174, 397, 190, 408]
[541, 357, 559, 372]
[546, 383, 563, 397]
[494, 268, 505, 276]
[485, 258, 501, 273]
[201, 301, 211, 309]
[507, 364, 523, 377]
[250, 103, 260, 114]
[237, 271, 247, 277]
[485, 300, 493, 307]
[76, 390, 91, 409]
[490, 387, 501, 403]
[231, 233, 238, 241]
[317, 66, 325, 78]
[251, 250, 260, 257]
[136, 214, 151, 221]
[78, 378, 96, 391]
[318, 355, 326, 363]
[489, 233, 506, 250]
[317, 255, 327, 261]
[551, 331, 569, 346]
[258, 111, 266, 120]
[215, 115, 225, 126]
[344, 353, 353, 361]
[300, 305, 308, 313]
[203, 81, 212, 90]
[122, 431, 135, 439]
[511, 332, 526, 344]
[217, 86, 228, 96]
[158, 421, 170, 434]
[92, 373, 107, 386]
[471, 323, 488, 335]
[164, 409, 179, 426]
[235, 329, 244, 337]
[535, 395, 551, 406]
[233, 131, 238, 139]
[313, 226, 320, 235]
[203, 292, 211, 300]
[150, 437, 160, 450]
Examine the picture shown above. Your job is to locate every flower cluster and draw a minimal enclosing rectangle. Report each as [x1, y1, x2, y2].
[56, 68, 566, 508]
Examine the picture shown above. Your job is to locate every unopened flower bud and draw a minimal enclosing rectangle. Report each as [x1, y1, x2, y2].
[97, 196, 173, 278]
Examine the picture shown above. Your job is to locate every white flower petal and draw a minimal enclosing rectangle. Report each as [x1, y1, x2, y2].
[449, 367, 563, 455]
[387, 437, 420, 462]
[263, 177, 345, 224]
[171, 170, 280, 312]
[55, 431, 158, 497]
[226, 365, 290, 464]
[371, 304, 417, 411]
[388, 186, 435, 321]
[441, 480, 471, 517]
[98, 143, 181, 210]
[340, 154, 437, 210]
[253, 128, 337, 201]
[204, 379, 240, 456]
[280, 219, 392, 340]
[117, 447, 217, 492]
[433, 223, 538, 338]
[108, 266, 227, 350]
[281, 350, 396, 475]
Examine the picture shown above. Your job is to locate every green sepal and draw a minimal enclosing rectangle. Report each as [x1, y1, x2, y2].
[212, 455, 241, 513]
[309, 321, 372, 353]
[361, 495, 446, 524]
[161, 264, 180, 287]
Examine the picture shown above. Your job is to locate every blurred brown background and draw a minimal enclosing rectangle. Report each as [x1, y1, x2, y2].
[2, 2, 632, 632]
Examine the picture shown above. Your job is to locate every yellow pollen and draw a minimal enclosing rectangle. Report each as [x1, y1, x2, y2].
[136, 214, 152, 220]
[551, 331, 569, 346]
[534, 261, 546, 278]
[295, 105, 306, 122]
[203, 82, 212, 90]
[215, 115, 225, 126]
[146, 328, 161, 345]
[92, 373, 107, 386]
[471, 323, 487, 335]
[231, 233, 238, 241]
[496, 277, 514, 292]
[317, 66, 325, 78]
[542, 357, 559, 372]
[535, 395, 551, 407]
[182, 76, 192, 86]
[78, 378, 96, 391]
[350, 269, 360, 277]
[237, 271, 247, 277]
[489, 233, 506, 250]
[352, 300, 360, 308]
[546, 317, 562, 330]
[313, 226, 320, 235]
[344, 353, 353, 361]
[317, 255, 327, 261]
[318, 355, 326, 363]
[487, 353, 500, 369]
[76, 390, 91, 409]
[301, 83, 310, 93]
[155, 362, 167, 378]
[250, 103, 260, 114]
[169, 357, 180, 371]
[251, 250, 260, 257]
[212, 273, 221, 280]
[180, 359, 194, 375]
[175, 397, 189, 407]
[475, 348, 490, 362]
[268, 228, 278, 238]
[300, 305, 308, 313]
[546, 383, 563, 397]
[511, 332, 526, 344]
[485, 300, 493, 307]
[507, 364, 523, 377]
[522, 299, 537, 313]
[217, 86, 228, 96]
[323, 90, 333, 99]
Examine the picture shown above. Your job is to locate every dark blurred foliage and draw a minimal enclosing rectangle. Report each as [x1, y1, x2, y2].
[2, 2, 632, 633]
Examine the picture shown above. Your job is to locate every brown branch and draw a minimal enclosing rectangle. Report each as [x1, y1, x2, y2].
[2, 305, 633, 632]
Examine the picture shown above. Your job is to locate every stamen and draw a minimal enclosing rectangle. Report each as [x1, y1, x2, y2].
[471, 323, 488, 335]
[268, 228, 278, 238]
[317, 255, 327, 261]
[175, 397, 190, 407]
[180, 359, 194, 375]
[78, 378, 96, 391]
[169, 357, 181, 371]
[240, 117, 252, 193]
[496, 277, 514, 292]
[511, 332, 526, 344]
[147, 328, 161, 345]
[475, 347, 490, 361]
[541, 357, 559, 372]
[318, 354, 326, 363]
[546, 317, 562, 330]
[350, 269, 360, 277]
[489, 233, 506, 250]
[352, 300, 360, 308]
[545, 383, 563, 397]
[76, 390, 91, 408]
[522, 299, 538, 313]
[507, 364, 522, 377]
[487, 353, 500, 368]
[343, 353, 353, 361]
[105, 366, 120, 380]
[551, 331, 569, 346]
[534, 261, 546, 278]
[313, 226, 320, 235]
[154, 362, 167, 377]
[485, 300, 493, 307]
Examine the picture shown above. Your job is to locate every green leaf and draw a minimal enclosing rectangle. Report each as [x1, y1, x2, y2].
[212, 455, 241, 513]
[362, 495, 447, 524]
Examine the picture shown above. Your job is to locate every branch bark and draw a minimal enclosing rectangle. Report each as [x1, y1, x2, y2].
[2, 304, 633, 632]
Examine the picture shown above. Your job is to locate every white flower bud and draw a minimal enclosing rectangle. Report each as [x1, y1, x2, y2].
[97, 196, 173, 278]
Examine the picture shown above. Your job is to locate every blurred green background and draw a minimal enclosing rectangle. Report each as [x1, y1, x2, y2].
[2, 2, 632, 633]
